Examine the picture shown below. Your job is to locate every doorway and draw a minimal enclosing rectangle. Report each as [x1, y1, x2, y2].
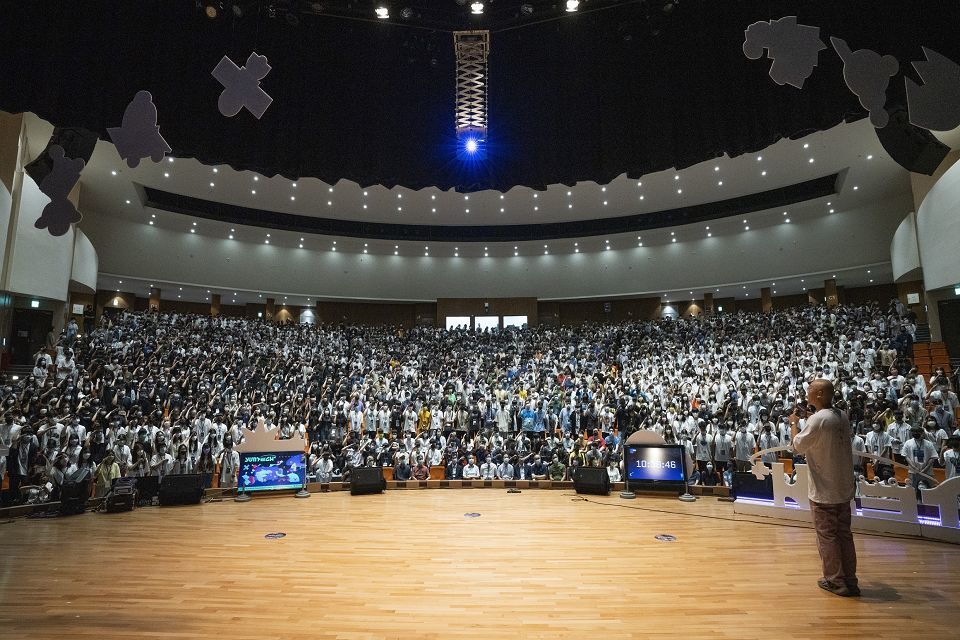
[10, 308, 53, 365]
[937, 299, 960, 358]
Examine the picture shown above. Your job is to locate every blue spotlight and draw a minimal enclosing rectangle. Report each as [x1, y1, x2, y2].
[465, 137, 479, 153]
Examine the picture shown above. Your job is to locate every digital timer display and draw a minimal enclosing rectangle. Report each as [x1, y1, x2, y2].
[625, 445, 686, 483]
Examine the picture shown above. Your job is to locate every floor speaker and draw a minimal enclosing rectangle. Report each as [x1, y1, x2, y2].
[158, 474, 204, 506]
[572, 466, 610, 496]
[350, 467, 386, 495]
[59, 469, 92, 515]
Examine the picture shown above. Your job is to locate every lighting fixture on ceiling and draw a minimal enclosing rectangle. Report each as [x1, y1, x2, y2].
[566, 0, 579, 12]
[375, 5, 389, 19]
[470, 1, 483, 15]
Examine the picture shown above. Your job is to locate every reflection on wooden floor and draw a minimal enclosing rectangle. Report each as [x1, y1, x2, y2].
[1, 489, 957, 639]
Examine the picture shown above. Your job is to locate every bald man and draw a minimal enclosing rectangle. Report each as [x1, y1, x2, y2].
[793, 379, 859, 597]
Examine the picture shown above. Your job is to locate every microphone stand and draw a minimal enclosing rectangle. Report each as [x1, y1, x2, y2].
[295, 452, 310, 499]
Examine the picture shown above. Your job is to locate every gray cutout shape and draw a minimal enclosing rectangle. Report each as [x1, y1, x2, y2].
[107, 91, 171, 169]
[212, 52, 273, 119]
[108, 90, 172, 168]
[906, 47, 960, 132]
[743, 16, 826, 89]
[831, 38, 899, 129]
[34, 145, 83, 237]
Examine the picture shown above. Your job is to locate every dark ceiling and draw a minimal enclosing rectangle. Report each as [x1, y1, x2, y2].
[1, 0, 958, 191]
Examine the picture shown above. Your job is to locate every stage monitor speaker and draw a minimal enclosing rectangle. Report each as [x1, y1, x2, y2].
[731, 471, 774, 501]
[158, 474, 204, 506]
[134, 475, 160, 505]
[24, 126, 99, 185]
[875, 108, 950, 176]
[59, 468, 92, 515]
[105, 491, 135, 513]
[572, 466, 610, 496]
[350, 467, 386, 495]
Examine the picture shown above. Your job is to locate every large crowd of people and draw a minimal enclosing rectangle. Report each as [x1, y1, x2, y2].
[1, 298, 957, 506]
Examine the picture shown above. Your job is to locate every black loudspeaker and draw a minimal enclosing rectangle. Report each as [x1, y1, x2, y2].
[875, 108, 950, 176]
[134, 475, 160, 505]
[105, 477, 137, 513]
[158, 474, 204, 506]
[731, 471, 774, 501]
[59, 468, 92, 515]
[350, 466, 386, 495]
[572, 466, 610, 496]
[24, 126, 99, 184]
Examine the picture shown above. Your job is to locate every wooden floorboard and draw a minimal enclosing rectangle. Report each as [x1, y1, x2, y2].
[1, 490, 957, 639]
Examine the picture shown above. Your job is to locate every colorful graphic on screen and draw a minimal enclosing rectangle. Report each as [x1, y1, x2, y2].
[625, 445, 686, 482]
[239, 451, 304, 492]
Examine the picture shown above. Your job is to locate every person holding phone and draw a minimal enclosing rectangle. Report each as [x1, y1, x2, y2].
[793, 379, 859, 597]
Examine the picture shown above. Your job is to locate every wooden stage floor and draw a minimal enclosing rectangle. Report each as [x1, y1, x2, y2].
[1, 489, 957, 639]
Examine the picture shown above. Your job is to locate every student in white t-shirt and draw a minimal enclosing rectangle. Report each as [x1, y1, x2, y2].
[941, 437, 960, 481]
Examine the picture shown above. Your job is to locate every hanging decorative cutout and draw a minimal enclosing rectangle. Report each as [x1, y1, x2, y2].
[108, 90, 172, 168]
[906, 47, 960, 132]
[742, 16, 826, 89]
[212, 52, 274, 119]
[34, 145, 83, 237]
[831, 38, 899, 129]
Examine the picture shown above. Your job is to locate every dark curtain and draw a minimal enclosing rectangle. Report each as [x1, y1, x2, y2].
[1, 0, 957, 191]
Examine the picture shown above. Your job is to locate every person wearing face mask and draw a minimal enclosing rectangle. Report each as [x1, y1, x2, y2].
[605, 457, 622, 482]
[886, 411, 911, 465]
[712, 423, 733, 479]
[129, 443, 150, 478]
[733, 423, 756, 472]
[218, 435, 239, 488]
[901, 427, 938, 492]
[94, 452, 121, 498]
[197, 444, 216, 488]
[462, 455, 480, 479]
[864, 422, 892, 480]
[171, 444, 194, 475]
[942, 437, 960, 481]
[150, 442, 173, 478]
[758, 423, 780, 465]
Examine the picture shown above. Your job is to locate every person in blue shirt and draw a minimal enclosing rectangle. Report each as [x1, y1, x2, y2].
[520, 405, 536, 433]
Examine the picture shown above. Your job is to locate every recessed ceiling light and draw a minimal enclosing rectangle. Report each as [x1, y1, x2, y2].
[210, 182, 215, 187]
[672, 238, 676, 243]
[265, 240, 269, 244]
[808, 158, 814, 163]
[363, 249, 367, 254]
[251, 189, 256, 194]
[118, 280, 123, 284]
[567, 191, 571, 196]
[464, 195, 469, 200]
[431, 207, 435, 212]
[829, 209, 835, 213]
[745, 226, 750, 230]
[212, 167, 218, 173]
[576, 248, 580, 252]
[190, 229, 195, 233]
[465, 208, 469, 213]
[328, 187, 334, 193]
[299, 244, 303, 248]
[803, 143, 809, 149]
[125, 199, 131, 204]
[714, 166, 719, 172]
[533, 193, 538, 198]
[110, 170, 117, 176]
[364, 204, 369, 209]
[717, 181, 723, 186]
[500, 194, 505, 199]
[853, 185, 859, 190]
[866, 155, 873, 160]
[671, 231, 675, 235]
[534, 206, 538, 211]
[639, 195, 644, 200]
[707, 232, 712, 237]
[431, 194, 436, 200]
[332, 240, 336, 244]
[869, 279, 874, 283]
[328, 201, 333, 206]
[253, 176, 259, 181]
[603, 201, 607, 205]
[637, 181, 642, 187]
[757, 156, 762, 161]
[544, 250, 548, 255]
[398, 193, 402, 199]
[228, 234, 233, 239]
[290, 195, 295, 201]
[394, 251, 398, 255]
[179, 287, 183, 290]
[761, 170, 767, 176]
[785, 218, 790, 223]
[292, 182, 297, 188]
[398, 206, 402, 211]
[163, 172, 169, 178]
[151, 213, 156, 218]
[568, 204, 572, 208]
[677, 189, 682, 194]
[500, 207, 505, 212]
[332, 247, 336, 251]
[149, 221, 154, 225]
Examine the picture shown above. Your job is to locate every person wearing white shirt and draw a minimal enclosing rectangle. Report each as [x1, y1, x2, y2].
[606, 460, 621, 482]
[901, 427, 938, 490]
[462, 456, 480, 479]
[758, 426, 780, 465]
[479, 458, 497, 480]
[218, 437, 240, 488]
[941, 437, 960, 481]
[149, 444, 173, 478]
[864, 422, 893, 480]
